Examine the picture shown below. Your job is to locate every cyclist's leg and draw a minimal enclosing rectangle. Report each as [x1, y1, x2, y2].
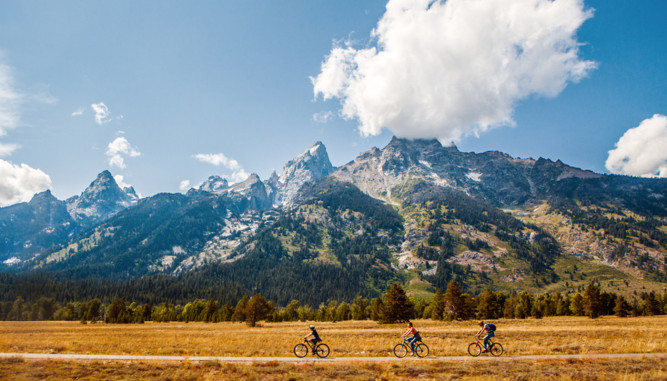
[483, 331, 494, 351]
[407, 337, 416, 352]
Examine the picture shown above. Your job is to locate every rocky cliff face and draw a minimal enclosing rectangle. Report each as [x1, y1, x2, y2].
[271, 141, 335, 207]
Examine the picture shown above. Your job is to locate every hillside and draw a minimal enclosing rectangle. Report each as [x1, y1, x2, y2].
[1, 138, 665, 304]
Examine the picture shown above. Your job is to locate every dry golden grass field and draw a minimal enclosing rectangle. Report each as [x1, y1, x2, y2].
[1, 316, 666, 380]
[1, 316, 665, 357]
[1, 357, 666, 380]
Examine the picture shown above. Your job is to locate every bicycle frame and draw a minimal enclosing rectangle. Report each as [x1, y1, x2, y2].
[305, 338, 319, 351]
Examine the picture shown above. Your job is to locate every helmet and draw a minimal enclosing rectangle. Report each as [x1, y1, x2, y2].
[479, 321, 484, 326]
[309, 325, 315, 329]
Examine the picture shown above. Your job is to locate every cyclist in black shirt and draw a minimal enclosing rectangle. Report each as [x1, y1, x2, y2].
[305, 325, 321, 354]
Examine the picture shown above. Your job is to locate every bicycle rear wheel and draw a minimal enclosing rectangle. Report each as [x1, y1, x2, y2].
[393, 343, 408, 358]
[315, 343, 330, 358]
[415, 343, 429, 357]
[490, 343, 503, 356]
[293, 343, 308, 358]
[467, 342, 482, 357]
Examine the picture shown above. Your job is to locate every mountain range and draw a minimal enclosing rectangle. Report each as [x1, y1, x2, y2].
[1, 138, 665, 302]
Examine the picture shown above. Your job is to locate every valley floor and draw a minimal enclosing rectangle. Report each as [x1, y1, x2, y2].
[1, 356, 665, 380]
[1, 317, 665, 379]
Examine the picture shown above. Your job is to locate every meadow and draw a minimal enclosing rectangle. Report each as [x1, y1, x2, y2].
[1, 316, 665, 357]
[1, 357, 666, 380]
[1, 316, 666, 380]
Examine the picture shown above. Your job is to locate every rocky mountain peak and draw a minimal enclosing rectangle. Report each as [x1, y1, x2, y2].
[273, 141, 335, 207]
[66, 170, 138, 226]
[28, 189, 58, 206]
[199, 175, 229, 193]
[226, 173, 271, 210]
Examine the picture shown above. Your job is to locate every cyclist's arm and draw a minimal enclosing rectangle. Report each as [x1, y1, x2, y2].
[305, 332, 313, 339]
[475, 327, 484, 336]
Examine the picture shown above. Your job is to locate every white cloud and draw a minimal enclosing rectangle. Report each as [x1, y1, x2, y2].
[0, 61, 21, 137]
[106, 137, 141, 169]
[0, 142, 20, 157]
[312, 0, 596, 143]
[113, 174, 131, 189]
[179, 180, 191, 192]
[91, 102, 111, 125]
[71, 108, 84, 117]
[606, 114, 667, 178]
[0, 159, 52, 207]
[313, 111, 334, 123]
[193, 153, 249, 184]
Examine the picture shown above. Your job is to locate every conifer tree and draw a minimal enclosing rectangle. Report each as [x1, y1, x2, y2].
[379, 284, 413, 324]
[583, 283, 603, 318]
[204, 299, 218, 322]
[232, 296, 248, 322]
[370, 297, 384, 321]
[444, 280, 466, 320]
[570, 293, 585, 316]
[431, 289, 445, 320]
[613, 295, 629, 317]
[245, 294, 269, 327]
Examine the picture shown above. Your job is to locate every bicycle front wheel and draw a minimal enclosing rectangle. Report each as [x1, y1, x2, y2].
[490, 343, 503, 356]
[415, 343, 429, 357]
[294, 343, 308, 358]
[393, 343, 408, 358]
[467, 342, 482, 357]
[315, 343, 330, 358]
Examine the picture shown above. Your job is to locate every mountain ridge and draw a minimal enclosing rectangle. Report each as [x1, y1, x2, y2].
[1, 138, 665, 300]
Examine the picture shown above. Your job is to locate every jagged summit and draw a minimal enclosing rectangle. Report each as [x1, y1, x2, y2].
[66, 170, 138, 226]
[271, 141, 335, 207]
[199, 175, 229, 193]
[29, 189, 57, 205]
[333, 136, 609, 206]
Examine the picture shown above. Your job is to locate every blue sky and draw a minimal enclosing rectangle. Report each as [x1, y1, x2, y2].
[0, 0, 665, 205]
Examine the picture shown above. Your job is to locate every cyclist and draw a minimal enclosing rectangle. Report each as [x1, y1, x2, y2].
[401, 321, 421, 355]
[475, 321, 496, 353]
[304, 325, 321, 354]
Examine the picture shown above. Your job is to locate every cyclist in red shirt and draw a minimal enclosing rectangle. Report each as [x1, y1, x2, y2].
[401, 322, 422, 355]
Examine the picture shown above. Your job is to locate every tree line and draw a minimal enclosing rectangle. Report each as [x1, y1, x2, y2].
[2, 281, 665, 324]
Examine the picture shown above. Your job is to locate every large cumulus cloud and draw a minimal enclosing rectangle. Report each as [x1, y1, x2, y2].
[0, 160, 52, 206]
[312, 0, 596, 142]
[606, 114, 667, 178]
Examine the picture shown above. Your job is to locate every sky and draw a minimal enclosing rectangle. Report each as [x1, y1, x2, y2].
[0, 0, 665, 206]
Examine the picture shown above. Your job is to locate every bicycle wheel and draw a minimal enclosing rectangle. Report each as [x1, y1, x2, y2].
[315, 343, 330, 358]
[490, 343, 503, 356]
[467, 342, 482, 357]
[393, 343, 408, 358]
[415, 343, 429, 357]
[293, 343, 308, 358]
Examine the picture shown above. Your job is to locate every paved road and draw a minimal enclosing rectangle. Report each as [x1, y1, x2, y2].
[1, 352, 665, 362]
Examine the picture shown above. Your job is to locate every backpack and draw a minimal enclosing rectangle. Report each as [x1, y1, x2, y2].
[414, 331, 422, 342]
[486, 323, 496, 332]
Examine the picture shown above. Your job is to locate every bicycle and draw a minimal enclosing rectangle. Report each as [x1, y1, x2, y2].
[394, 337, 429, 358]
[293, 339, 330, 358]
[467, 335, 503, 357]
